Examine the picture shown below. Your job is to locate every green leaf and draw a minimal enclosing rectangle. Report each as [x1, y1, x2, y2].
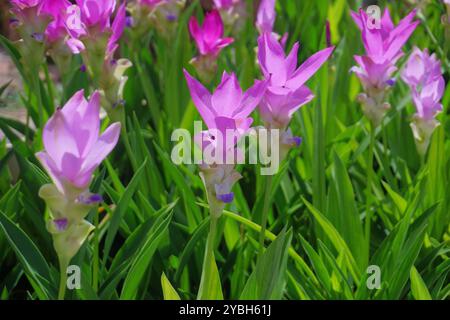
[0, 35, 25, 78]
[299, 236, 331, 293]
[102, 159, 147, 266]
[154, 144, 202, 230]
[120, 210, 174, 299]
[382, 181, 407, 215]
[302, 197, 361, 283]
[0, 210, 53, 300]
[161, 272, 181, 300]
[329, 152, 367, 269]
[197, 251, 224, 300]
[410, 266, 432, 300]
[240, 228, 292, 300]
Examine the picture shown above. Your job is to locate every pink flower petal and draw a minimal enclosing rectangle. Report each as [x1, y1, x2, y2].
[184, 69, 216, 128]
[286, 46, 334, 89]
[81, 122, 121, 174]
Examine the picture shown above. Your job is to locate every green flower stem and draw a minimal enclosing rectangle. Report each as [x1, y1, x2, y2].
[115, 108, 139, 172]
[196, 202, 320, 286]
[58, 258, 68, 300]
[32, 71, 44, 129]
[198, 214, 219, 299]
[365, 123, 375, 250]
[258, 175, 273, 259]
[92, 211, 99, 293]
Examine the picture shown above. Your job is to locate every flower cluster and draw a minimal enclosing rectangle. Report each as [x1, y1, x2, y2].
[351, 8, 419, 126]
[36, 90, 121, 269]
[65, 0, 131, 121]
[9, 0, 131, 122]
[184, 1, 334, 215]
[9, 0, 74, 75]
[257, 32, 334, 160]
[184, 70, 267, 216]
[129, 0, 186, 40]
[213, 0, 246, 33]
[402, 48, 445, 156]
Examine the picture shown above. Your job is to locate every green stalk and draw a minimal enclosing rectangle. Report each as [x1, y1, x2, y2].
[365, 123, 375, 250]
[58, 258, 68, 300]
[32, 71, 44, 129]
[197, 214, 219, 299]
[114, 108, 138, 172]
[258, 175, 273, 259]
[92, 212, 99, 292]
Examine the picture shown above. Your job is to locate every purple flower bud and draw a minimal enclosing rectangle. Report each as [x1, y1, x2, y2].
[217, 192, 234, 203]
[31, 32, 45, 42]
[166, 13, 177, 22]
[386, 79, 396, 86]
[80, 64, 87, 72]
[9, 18, 20, 28]
[79, 193, 103, 205]
[54, 218, 68, 232]
[293, 136, 302, 147]
[125, 16, 134, 28]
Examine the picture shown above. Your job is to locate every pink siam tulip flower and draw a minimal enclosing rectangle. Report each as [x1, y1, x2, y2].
[75, 0, 116, 31]
[9, 0, 47, 36]
[189, 10, 233, 82]
[184, 69, 266, 209]
[189, 10, 234, 57]
[351, 8, 419, 126]
[256, 0, 275, 34]
[411, 79, 444, 120]
[64, 1, 131, 118]
[184, 70, 266, 145]
[8, 0, 74, 80]
[402, 47, 442, 91]
[184, 70, 266, 133]
[257, 33, 334, 130]
[42, 0, 72, 43]
[402, 48, 445, 156]
[36, 89, 121, 274]
[67, 0, 126, 57]
[10, 0, 78, 52]
[36, 90, 121, 198]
